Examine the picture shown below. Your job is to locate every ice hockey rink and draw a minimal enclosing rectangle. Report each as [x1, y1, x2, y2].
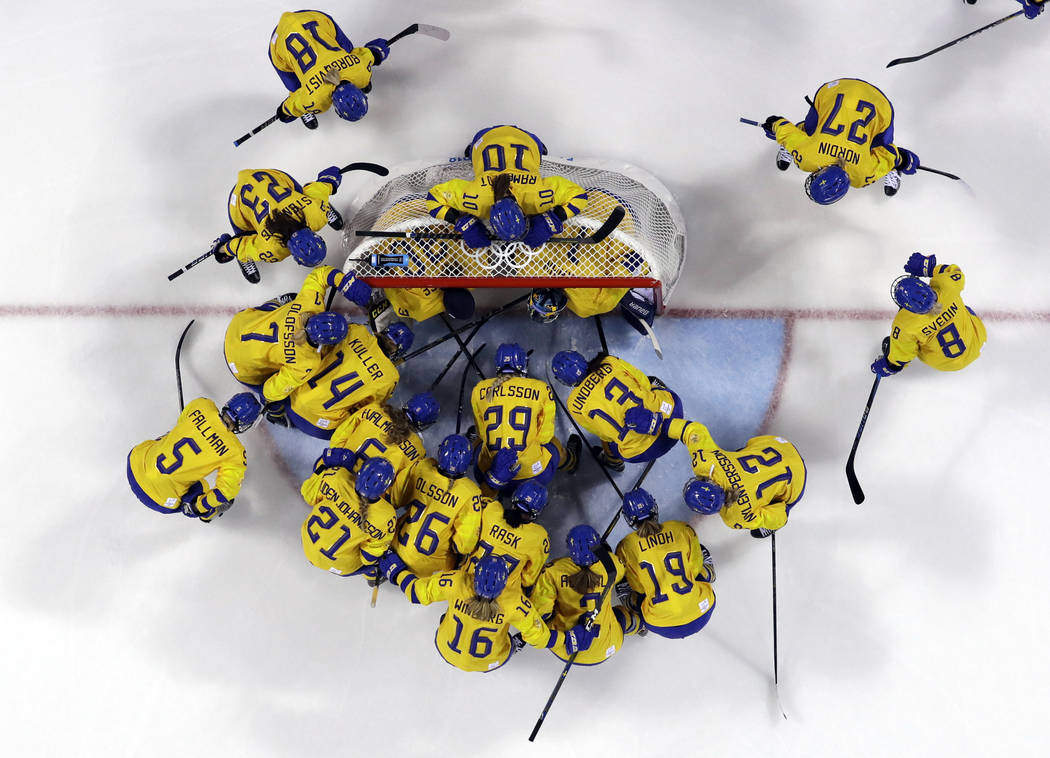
[3, 1, 1048, 755]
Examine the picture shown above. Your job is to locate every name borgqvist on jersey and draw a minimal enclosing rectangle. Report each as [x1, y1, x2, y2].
[300, 457, 397, 578]
[376, 553, 597, 673]
[532, 525, 643, 665]
[391, 435, 484, 576]
[614, 489, 716, 640]
[285, 321, 414, 438]
[127, 394, 261, 522]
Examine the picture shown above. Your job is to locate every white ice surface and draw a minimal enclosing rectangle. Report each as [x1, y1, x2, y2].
[2, 2, 1049, 756]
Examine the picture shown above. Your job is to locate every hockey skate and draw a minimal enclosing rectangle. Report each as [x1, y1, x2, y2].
[883, 170, 901, 197]
[561, 434, 582, 474]
[301, 112, 318, 130]
[237, 258, 261, 284]
[776, 145, 792, 171]
[591, 444, 625, 473]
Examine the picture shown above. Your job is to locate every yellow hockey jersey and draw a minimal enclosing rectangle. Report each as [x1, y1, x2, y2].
[466, 499, 551, 595]
[471, 376, 557, 479]
[223, 265, 350, 401]
[288, 324, 400, 438]
[401, 569, 552, 673]
[300, 466, 396, 576]
[391, 458, 484, 576]
[616, 520, 715, 629]
[888, 264, 986, 371]
[565, 287, 630, 318]
[327, 402, 426, 475]
[385, 287, 447, 323]
[773, 78, 900, 187]
[222, 169, 333, 264]
[532, 553, 627, 665]
[269, 10, 378, 118]
[567, 356, 677, 459]
[426, 126, 588, 225]
[667, 420, 806, 532]
[127, 397, 247, 517]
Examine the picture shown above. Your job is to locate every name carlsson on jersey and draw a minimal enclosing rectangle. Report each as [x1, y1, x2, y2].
[317, 480, 388, 540]
[480, 383, 543, 403]
[569, 362, 615, 413]
[346, 337, 388, 380]
[282, 302, 303, 364]
[304, 53, 364, 92]
[920, 302, 960, 337]
[187, 408, 230, 455]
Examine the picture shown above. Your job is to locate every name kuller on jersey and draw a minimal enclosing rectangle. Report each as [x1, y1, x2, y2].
[347, 335, 390, 381]
[317, 479, 390, 540]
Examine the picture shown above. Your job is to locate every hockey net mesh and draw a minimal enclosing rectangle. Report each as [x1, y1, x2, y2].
[340, 158, 687, 304]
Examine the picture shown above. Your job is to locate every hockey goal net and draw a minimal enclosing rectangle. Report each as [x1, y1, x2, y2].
[340, 157, 687, 311]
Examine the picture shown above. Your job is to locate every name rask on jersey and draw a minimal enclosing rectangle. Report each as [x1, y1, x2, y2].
[487, 523, 523, 549]
[569, 362, 615, 414]
[920, 302, 960, 338]
[187, 408, 231, 456]
[317, 479, 391, 540]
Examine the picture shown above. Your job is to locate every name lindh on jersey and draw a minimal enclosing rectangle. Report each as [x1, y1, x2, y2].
[318, 479, 388, 540]
[920, 301, 960, 337]
[480, 382, 542, 403]
[569, 362, 615, 413]
[282, 303, 303, 363]
[637, 529, 676, 553]
[187, 408, 230, 456]
[304, 53, 363, 93]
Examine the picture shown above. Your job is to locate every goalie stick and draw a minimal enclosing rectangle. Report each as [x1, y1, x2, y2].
[886, 10, 1024, 68]
[233, 24, 450, 146]
[354, 205, 626, 245]
[846, 375, 881, 505]
[175, 320, 194, 411]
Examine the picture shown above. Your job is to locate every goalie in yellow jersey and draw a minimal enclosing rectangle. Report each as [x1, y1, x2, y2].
[614, 489, 716, 640]
[376, 552, 597, 673]
[269, 10, 389, 129]
[871, 253, 987, 377]
[209, 166, 345, 284]
[762, 78, 921, 204]
[551, 349, 684, 472]
[127, 393, 261, 522]
[223, 265, 372, 427]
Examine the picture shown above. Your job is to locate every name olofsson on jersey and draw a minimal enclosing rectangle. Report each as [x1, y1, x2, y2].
[317, 479, 387, 540]
[188, 408, 230, 456]
[920, 302, 960, 338]
[569, 362, 615, 413]
[282, 302, 303, 364]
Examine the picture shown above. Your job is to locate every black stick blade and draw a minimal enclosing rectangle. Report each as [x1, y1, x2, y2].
[339, 162, 390, 176]
[846, 454, 865, 504]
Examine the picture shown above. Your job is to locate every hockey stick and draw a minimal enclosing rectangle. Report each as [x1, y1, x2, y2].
[739, 117, 762, 127]
[594, 315, 610, 354]
[846, 375, 881, 505]
[167, 240, 238, 281]
[428, 321, 485, 392]
[886, 10, 1024, 68]
[440, 314, 487, 381]
[339, 162, 390, 176]
[233, 25, 449, 146]
[772, 532, 787, 720]
[175, 320, 194, 411]
[370, 577, 381, 608]
[639, 320, 663, 360]
[399, 293, 529, 363]
[600, 458, 657, 542]
[354, 206, 626, 245]
[456, 344, 486, 435]
[547, 374, 626, 499]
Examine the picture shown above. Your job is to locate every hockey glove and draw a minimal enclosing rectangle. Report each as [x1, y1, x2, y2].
[523, 211, 564, 248]
[762, 115, 786, 140]
[365, 38, 390, 63]
[870, 356, 903, 378]
[210, 233, 233, 257]
[364, 565, 383, 587]
[750, 528, 774, 539]
[454, 215, 490, 249]
[624, 406, 664, 436]
[378, 549, 408, 583]
[326, 205, 344, 231]
[620, 290, 656, 336]
[698, 544, 716, 583]
[317, 166, 342, 192]
[180, 495, 203, 519]
[275, 102, 297, 124]
[321, 447, 357, 471]
[897, 148, 920, 176]
[558, 620, 598, 655]
[1018, 0, 1045, 20]
[904, 252, 937, 278]
[510, 632, 527, 653]
[263, 401, 290, 427]
[483, 447, 521, 490]
[338, 272, 373, 307]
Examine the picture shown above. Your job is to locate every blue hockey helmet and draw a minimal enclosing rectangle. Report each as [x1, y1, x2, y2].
[355, 457, 395, 501]
[528, 288, 568, 324]
[288, 228, 327, 266]
[891, 275, 937, 314]
[490, 197, 527, 241]
[804, 164, 850, 206]
[437, 434, 472, 478]
[511, 480, 548, 518]
[683, 477, 726, 515]
[622, 488, 658, 529]
[566, 524, 602, 568]
[494, 342, 528, 374]
[381, 322, 415, 359]
[551, 350, 588, 386]
[473, 554, 510, 600]
[332, 81, 368, 122]
[403, 392, 439, 430]
[221, 392, 262, 433]
[305, 311, 347, 346]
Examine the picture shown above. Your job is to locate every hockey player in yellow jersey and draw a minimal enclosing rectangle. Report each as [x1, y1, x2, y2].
[391, 434, 483, 577]
[871, 253, 987, 377]
[286, 321, 413, 439]
[551, 349, 684, 471]
[300, 457, 397, 578]
[470, 343, 579, 496]
[615, 489, 716, 639]
[269, 10, 389, 129]
[223, 265, 373, 425]
[762, 78, 921, 204]
[466, 481, 551, 598]
[315, 392, 438, 477]
[209, 165, 345, 284]
[376, 553, 596, 673]
[533, 525, 643, 665]
[127, 394, 261, 522]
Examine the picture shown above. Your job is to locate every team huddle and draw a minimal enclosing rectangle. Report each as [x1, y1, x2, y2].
[128, 2, 1016, 680]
